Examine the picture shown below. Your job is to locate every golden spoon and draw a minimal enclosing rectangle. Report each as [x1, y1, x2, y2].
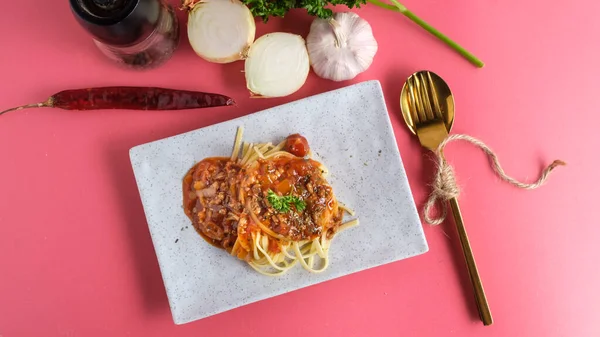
[400, 70, 493, 326]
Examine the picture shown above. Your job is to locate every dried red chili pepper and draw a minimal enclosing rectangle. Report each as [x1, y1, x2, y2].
[0, 87, 235, 116]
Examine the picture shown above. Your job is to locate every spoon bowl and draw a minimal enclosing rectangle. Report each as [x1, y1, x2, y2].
[400, 70, 455, 134]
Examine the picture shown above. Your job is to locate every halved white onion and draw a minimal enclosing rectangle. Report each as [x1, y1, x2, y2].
[186, 0, 256, 63]
[244, 33, 310, 98]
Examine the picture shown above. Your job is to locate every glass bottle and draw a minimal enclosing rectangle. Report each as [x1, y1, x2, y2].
[70, 0, 180, 70]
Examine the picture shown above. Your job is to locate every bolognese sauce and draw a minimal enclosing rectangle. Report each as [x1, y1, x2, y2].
[182, 157, 244, 251]
[243, 156, 342, 241]
[182, 132, 354, 273]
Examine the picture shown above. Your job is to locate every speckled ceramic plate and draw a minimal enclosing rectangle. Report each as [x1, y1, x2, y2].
[129, 80, 428, 325]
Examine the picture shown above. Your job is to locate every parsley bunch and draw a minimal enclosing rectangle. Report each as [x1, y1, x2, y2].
[242, 0, 367, 21]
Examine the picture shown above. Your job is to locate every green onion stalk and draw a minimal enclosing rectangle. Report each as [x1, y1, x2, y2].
[367, 0, 484, 67]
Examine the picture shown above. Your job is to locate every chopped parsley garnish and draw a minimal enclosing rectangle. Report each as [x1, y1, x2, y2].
[267, 190, 306, 213]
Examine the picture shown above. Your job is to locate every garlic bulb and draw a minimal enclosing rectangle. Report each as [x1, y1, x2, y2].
[307, 12, 378, 82]
[245, 33, 310, 98]
[184, 0, 256, 63]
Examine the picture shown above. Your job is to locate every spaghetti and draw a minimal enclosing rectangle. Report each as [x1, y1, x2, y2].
[182, 127, 358, 276]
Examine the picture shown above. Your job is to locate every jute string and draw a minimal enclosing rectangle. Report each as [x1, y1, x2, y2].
[423, 134, 566, 225]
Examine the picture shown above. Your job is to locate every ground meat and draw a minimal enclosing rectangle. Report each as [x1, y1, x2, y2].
[183, 152, 344, 252]
[244, 156, 342, 241]
[182, 157, 243, 251]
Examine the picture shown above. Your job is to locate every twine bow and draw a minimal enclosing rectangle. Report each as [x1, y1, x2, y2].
[423, 134, 566, 225]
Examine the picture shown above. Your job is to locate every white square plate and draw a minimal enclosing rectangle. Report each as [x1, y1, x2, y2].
[129, 80, 428, 325]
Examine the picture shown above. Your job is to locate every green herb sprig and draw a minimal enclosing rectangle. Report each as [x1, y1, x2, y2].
[267, 190, 306, 213]
[243, 0, 367, 21]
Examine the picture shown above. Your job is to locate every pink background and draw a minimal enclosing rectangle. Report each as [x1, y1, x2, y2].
[1, 0, 598, 336]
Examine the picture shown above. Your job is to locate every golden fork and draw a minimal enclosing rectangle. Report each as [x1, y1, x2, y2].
[401, 71, 493, 326]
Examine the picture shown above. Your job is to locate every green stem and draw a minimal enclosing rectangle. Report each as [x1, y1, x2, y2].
[367, 0, 484, 68]
[367, 0, 398, 11]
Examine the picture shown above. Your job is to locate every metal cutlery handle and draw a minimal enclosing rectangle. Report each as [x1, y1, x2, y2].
[448, 197, 493, 326]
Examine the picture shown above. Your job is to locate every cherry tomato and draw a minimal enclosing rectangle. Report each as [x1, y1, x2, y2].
[285, 134, 310, 157]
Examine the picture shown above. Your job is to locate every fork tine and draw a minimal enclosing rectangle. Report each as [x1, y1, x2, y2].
[406, 76, 420, 124]
[426, 72, 444, 121]
[409, 75, 427, 123]
[418, 72, 435, 121]
[411, 76, 428, 123]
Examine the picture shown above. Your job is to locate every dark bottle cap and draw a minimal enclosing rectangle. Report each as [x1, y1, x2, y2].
[70, 0, 161, 46]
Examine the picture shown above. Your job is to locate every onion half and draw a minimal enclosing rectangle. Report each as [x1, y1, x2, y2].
[185, 0, 255, 63]
[244, 33, 310, 98]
